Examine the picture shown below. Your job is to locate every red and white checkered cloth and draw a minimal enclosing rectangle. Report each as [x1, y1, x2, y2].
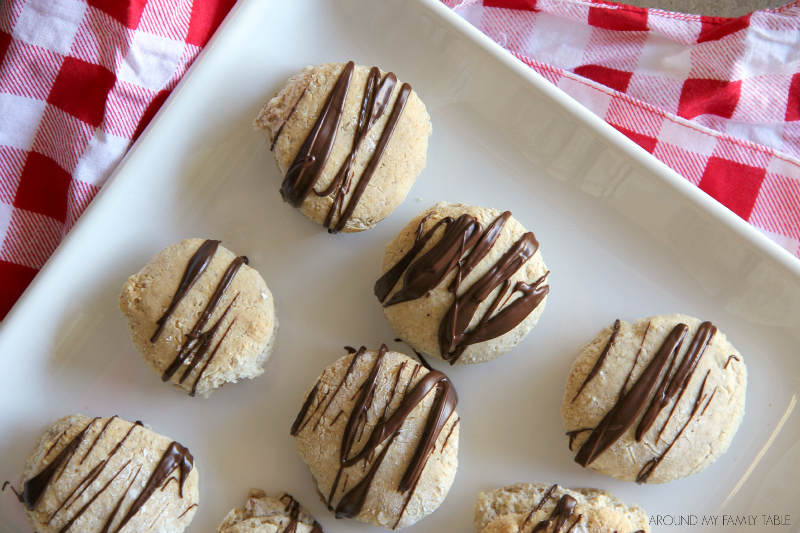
[444, 0, 800, 259]
[1, 0, 799, 320]
[0, 0, 236, 319]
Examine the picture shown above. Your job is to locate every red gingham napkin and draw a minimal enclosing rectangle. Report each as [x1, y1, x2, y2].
[0, 0, 236, 319]
[443, 0, 800, 261]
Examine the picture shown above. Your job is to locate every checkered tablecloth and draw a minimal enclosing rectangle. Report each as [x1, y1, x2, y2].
[446, 0, 800, 257]
[1, 0, 799, 320]
[0, 0, 236, 318]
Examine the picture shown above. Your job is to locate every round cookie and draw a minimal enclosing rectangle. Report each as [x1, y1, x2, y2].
[119, 238, 278, 398]
[474, 483, 649, 533]
[217, 490, 322, 533]
[375, 201, 549, 365]
[562, 314, 747, 484]
[290, 345, 459, 529]
[254, 61, 431, 233]
[15, 414, 199, 533]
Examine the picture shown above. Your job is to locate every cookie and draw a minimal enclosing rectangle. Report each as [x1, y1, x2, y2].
[119, 238, 278, 398]
[14, 414, 198, 533]
[474, 483, 649, 533]
[562, 314, 747, 484]
[375, 202, 549, 365]
[290, 345, 459, 529]
[217, 489, 323, 533]
[254, 61, 431, 233]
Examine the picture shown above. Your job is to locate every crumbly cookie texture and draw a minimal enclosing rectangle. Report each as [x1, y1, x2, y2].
[119, 238, 278, 398]
[291, 347, 459, 529]
[254, 62, 431, 233]
[18, 414, 199, 533]
[474, 483, 650, 533]
[217, 489, 321, 533]
[562, 314, 747, 484]
[377, 201, 549, 365]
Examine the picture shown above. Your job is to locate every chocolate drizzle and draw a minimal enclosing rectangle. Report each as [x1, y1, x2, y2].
[636, 372, 714, 484]
[290, 345, 458, 526]
[725, 354, 740, 369]
[278, 493, 324, 533]
[519, 485, 581, 533]
[635, 322, 716, 441]
[278, 61, 412, 233]
[111, 441, 194, 532]
[375, 211, 549, 364]
[520, 484, 556, 530]
[16, 417, 195, 532]
[572, 319, 620, 401]
[573, 321, 719, 483]
[532, 494, 577, 533]
[156, 239, 246, 394]
[151, 239, 220, 342]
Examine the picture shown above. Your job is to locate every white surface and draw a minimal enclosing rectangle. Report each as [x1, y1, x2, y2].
[2, 0, 800, 532]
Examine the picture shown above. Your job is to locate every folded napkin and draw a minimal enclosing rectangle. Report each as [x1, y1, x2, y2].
[444, 0, 800, 258]
[0, 0, 236, 318]
[1, 0, 799, 321]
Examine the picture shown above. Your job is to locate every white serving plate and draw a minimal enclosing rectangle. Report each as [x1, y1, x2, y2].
[2, 0, 800, 531]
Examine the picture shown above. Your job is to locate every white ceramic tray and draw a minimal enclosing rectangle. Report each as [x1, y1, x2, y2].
[2, 0, 800, 531]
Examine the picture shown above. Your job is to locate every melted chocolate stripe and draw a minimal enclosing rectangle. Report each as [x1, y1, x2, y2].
[573, 319, 621, 402]
[636, 322, 716, 441]
[334, 432, 398, 519]
[636, 372, 712, 484]
[384, 215, 481, 307]
[190, 318, 236, 396]
[100, 465, 142, 533]
[300, 345, 457, 522]
[438, 231, 540, 362]
[151, 239, 220, 342]
[282, 62, 354, 208]
[397, 377, 457, 492]
[521, 484, 557, 531]
[111, 442, 194, 533]
[178, 503, 198, 520]
[374, 215, 450, 302]
[48, 461, 105, 525]
[339, 346, 388, 468]
[450, 211, 510, 289]
[321, 68, 397, 230]
[21, 419, 97, 510]
[330, 82, 411, 234]
[454, 275, 549, 351]
[619, 322, 650, 401]
[575, 324, 688, 467]
[80, 416, 117, 465]
[725, 354, 740, 369]
[271, 88, 307, 151]
[43, 428, 69, 460]
[290, 380, 321, 436]
[180, 295, 239, 386]
[532, 494, 577, 533]
[565, 514, 583, 533]
[291, 348, 367, 437]
[55, 460, 130, 533]
[162, 255, 245, 383]
[379, 210, 548, 363]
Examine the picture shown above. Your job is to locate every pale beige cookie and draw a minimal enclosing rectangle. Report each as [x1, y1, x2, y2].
[254, 61, 431, 233]
[474, 483, 649, 533]
[119, 238, 278, 398]
[376, 201, 549, 365]
[562, 314, 747, 484]
[290, 346, 459, 529]
[16, 414, 199, 533]
[217, 489, 322, 533]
